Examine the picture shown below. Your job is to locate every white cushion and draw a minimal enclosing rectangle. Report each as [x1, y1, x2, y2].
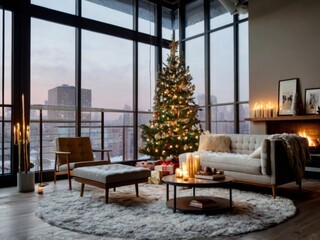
[249, 146, 261, 158]
[73, 164, 151, 184]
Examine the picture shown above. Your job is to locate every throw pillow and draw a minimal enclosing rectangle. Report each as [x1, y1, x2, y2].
[249, 146, 261, 158]
[198, 131, 211, 151]
[205, 134, 231, 153]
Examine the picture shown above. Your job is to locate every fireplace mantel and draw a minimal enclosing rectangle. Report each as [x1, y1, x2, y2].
[245, 115, 320, 122]
[245, 114, 320, 147]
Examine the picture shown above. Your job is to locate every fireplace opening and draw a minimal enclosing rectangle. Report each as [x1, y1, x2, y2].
[249, 116, 320, 179]
[266, 120, 320, 150]
[297, 130, 320, 149]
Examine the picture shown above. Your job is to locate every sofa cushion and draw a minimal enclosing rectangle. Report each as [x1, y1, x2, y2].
[261, 139, 271, 175]
[228, 134, 269, 154]
[198, 134, 231, 153]
[206, 135, 231, 153]
[200, 152, 261, 175]
[249, 146, 261, 158]
[198, 133, 212, 151]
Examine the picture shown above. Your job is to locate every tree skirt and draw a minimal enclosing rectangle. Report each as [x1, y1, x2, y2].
[35, 184, 296, 239]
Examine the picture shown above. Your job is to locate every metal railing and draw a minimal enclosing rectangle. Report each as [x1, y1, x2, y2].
[29, 105, 152, 172]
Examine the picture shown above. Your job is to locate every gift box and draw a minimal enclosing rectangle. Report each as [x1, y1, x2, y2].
[163, 163, 175, 174]
[135, 161, 155, 170]
[148, 170, 163, 184]
[154, 161, 178, 175]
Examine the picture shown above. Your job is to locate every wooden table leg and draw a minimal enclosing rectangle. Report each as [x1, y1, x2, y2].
[166, 183, 169, 201]
[80, 183, 85, 197]
[173, 185, 177, 213]
[135, 183, 139, 197]
[229, 182, 233, 209]
[105, 186, 109, 204]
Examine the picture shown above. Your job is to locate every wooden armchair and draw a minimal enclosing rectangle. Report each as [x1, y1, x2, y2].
[54, 137, 112, 190]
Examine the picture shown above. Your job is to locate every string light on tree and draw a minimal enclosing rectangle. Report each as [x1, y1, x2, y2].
[139, 40, 202, 161]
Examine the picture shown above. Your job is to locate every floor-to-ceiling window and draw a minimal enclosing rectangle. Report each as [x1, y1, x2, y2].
[30, 18, 76, 171]
[238, 19, 249, 133]
[137, 43, 155, 159]
[82, 31, 134, 161]
[0, 9, 12, 178]
[210, 27, 234, 133]
[0, 0, 248, 187]
[183, 0, 249, 134]
[185, 37, 206, 125]
[28, 0, 168, 174]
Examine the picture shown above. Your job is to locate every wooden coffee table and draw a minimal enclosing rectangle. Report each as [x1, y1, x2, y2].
[162, 175, 234, 214]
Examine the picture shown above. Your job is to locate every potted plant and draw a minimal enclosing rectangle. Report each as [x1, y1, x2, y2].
[14, 94, 35, 192]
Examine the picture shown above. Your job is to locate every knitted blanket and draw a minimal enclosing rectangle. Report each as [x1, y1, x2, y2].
[270, 133, 310, 183]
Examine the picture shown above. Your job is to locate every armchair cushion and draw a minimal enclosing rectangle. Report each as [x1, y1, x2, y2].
[56, 137, 94, 165]
[58, 160, 110, 171]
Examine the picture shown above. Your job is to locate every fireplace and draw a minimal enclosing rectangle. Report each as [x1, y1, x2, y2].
[266, 120, 320, 149]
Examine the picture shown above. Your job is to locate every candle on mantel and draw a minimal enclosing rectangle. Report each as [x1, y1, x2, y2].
[253, 102, 262, 118]
[253, 102, 276, 118]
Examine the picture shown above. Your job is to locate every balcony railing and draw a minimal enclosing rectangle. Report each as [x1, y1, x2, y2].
[1, 103, 249, 175]
[29, 104, 152, 172]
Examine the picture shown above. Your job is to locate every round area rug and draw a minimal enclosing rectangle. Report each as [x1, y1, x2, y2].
[35, 184, 296, 239]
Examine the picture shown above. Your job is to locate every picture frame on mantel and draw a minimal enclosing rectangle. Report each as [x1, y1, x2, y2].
[278, 78, 298, 116]
[305, 88, 320, 114]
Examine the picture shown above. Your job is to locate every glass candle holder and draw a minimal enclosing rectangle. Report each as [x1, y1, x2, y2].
[175, 168, 183, 178]
[183, 171, 189, 181]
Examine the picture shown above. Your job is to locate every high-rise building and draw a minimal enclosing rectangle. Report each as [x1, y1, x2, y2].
[47, 84, 91, 120]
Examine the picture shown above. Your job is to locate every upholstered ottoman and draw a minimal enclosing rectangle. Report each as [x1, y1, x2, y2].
[73, 164, 151, 203]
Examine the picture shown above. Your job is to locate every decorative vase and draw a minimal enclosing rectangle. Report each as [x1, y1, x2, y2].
[17, 172, 35, 192]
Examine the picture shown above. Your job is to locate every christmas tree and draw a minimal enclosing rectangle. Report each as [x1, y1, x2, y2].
[139, 40, 202, 160]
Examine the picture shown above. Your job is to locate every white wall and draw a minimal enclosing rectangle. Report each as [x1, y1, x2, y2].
[249, 0, 320, 133]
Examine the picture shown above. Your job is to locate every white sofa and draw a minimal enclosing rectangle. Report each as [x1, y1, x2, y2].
[179, 133, 304, 198]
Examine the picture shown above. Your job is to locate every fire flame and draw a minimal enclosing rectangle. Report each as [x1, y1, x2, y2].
[297, 130, 317, 147]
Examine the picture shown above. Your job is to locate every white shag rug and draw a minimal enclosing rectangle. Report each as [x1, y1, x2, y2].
[35, 184, 296, 239]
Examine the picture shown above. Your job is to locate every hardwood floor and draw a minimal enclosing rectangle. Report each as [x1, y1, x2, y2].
[0, 178, 319, 240]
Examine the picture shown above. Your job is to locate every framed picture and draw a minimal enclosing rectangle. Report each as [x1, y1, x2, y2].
[278, 78, 298, 116]
[305, 88, 320, 114]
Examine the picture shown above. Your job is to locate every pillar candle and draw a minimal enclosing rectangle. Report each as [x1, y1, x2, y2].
[175, 168, 183, 178]
[17, 123, 20, 143]
[13, 125, 16, 144]
[183, 170, 189, 181]
[26, 125, 30, 142]
[182, 162, 187, 172]
[186, 153, 194, 178]
[193, 155, 200, 174]
[22, 94, 26, 142]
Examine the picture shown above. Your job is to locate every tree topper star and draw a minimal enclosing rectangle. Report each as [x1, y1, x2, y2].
[169, 40, 179, 53]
